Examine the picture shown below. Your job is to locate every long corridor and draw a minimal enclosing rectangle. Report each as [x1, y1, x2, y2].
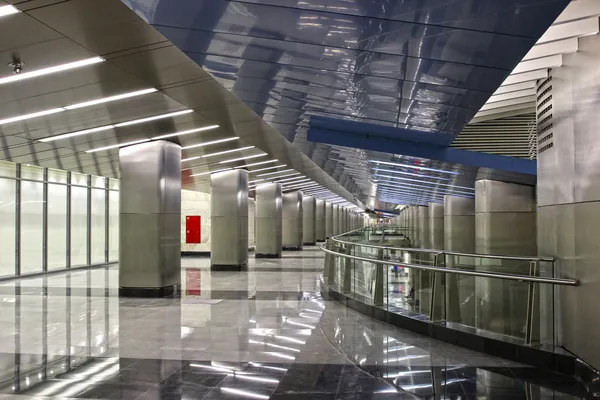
[0, 249, 584, 399]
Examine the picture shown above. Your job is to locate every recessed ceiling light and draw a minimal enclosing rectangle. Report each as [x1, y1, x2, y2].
[114, 109, 193, 127]
[0, 57, 103, 85]
[152, 125, 220, 140]
[0, 108, 64, 125]
[190, 168, 232, 177]
[219, 153, 267, 164]
[0, 5, 19, 18]
[85, 139, 150, 153]
[39, 125, 114, 142]
[64, 88, 157, 110]
[235, 159, 279, 169]
[182, 137, 239, 150]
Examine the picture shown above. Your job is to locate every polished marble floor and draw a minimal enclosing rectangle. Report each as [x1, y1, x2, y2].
[0, 247, 586, 399]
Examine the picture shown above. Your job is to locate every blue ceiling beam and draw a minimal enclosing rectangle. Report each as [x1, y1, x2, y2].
[308, 118, 536, 175]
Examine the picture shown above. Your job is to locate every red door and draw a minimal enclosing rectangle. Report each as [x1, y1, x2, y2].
[185, 216, 201, 243]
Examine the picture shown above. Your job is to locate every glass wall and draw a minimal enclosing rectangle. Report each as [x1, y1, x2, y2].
[0, 160, 119, 278]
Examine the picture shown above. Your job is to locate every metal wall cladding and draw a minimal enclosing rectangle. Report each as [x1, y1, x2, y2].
[119, 141, 182, 215]
[315, 199, 326, 241]
[255, 183, 282, 256]
[119, 141, 182, 289]
[536, 34, 600, 370]
[282, 191, 303, 248]
[210, 169, 249, 266]
[302, 196, 316, 244]
[444, 195, 475, 217]
[475, 179, 536, 214]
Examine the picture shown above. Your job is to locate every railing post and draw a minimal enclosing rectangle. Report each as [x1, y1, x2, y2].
[429, 252, 445, 322]
[373, 248, 385, 306]
[525, 260, 538, 346]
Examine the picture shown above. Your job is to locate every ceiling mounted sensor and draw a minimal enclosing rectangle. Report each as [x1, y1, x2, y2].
[0, 57, 103, 85]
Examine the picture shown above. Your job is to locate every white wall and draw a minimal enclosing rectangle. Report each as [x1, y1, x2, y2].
[180, 190, 255, 253]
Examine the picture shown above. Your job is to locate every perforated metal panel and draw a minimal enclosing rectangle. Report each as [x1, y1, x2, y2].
[536, 76, 555, 156]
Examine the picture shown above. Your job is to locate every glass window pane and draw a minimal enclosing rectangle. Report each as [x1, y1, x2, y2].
[0, 160, 16, 177]
[20, 180, 44, 274]
[47, 168, 68, 184]
[109, 191, 119, 261]
[48, 184, 67, 270]
[71, 186, 88, 266]
[109, 179, 119, 190]
[0, 178, 16, 276]
[91, 189, 106, 264]
[21, 164, 44, 181]
[71, 172, 88, 186]
[92, 176, 105, 188]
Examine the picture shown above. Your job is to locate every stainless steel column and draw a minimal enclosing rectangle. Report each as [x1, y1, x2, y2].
[429, 203, 444, 250]
[340, 207, 346, 233]
[417, 206, 429, 249]
[211, 169, 249, 269]
[282, 191, 303, 250]
[475, 179, 536, 337]
[316, 199, 326, 242]
[415, 205, 430, 313]
[302, 196, 316, 245]
[444, 195, 476, 326]
[336, 205, 343, 235]
[332, 204, 339, 236]
[255, 183, 282, 258]
[325, 202, 334, 238]
[119, 141, 181, 297]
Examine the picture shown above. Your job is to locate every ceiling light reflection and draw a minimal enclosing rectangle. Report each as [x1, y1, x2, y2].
[0, 57, 103, 85]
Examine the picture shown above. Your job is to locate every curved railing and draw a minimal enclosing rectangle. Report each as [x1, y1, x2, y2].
[320, 226, 578, 348]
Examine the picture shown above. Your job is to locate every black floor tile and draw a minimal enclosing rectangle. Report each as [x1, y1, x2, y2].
[74, 381, 155, 399]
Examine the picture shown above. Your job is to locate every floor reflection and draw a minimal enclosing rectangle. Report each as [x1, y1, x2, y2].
[0, 248, 586, 399]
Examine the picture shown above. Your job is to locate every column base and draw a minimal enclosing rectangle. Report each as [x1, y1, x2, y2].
[255, 253, 281, 259]
[282, 246, 303, 251]
[303, 242, 316, 246]
[119, 283, 181, 298]
[211, 263, 248, 271]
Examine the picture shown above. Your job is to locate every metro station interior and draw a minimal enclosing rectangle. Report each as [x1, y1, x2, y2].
[0, 0, 599, 398]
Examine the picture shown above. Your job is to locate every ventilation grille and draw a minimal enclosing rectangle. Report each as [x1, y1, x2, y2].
[451, 113, 537, 159]
[536, 75, 554, 155]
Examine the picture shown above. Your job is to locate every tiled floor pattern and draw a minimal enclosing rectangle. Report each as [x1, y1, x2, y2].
[0, 247, 586, 399]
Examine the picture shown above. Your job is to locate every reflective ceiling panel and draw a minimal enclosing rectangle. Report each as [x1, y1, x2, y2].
[121, 0, 567, 207]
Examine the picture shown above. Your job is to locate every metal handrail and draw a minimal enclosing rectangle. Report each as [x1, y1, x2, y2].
[332, 231, 555, 263]
[319, 244, 579, 286]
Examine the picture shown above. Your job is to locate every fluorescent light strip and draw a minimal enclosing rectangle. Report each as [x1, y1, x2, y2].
[371, 167, 451, 181]
[39, 125, 114, 142]
[190, 168, 232, 177]
[200, 146, 255, 158]
[39, 109, 195, 142]
[248, 165, 286, 173]
[219, 153, 267, 164]
[378, 188, 445, 198]
[269, 173, 301, 180]
[85, 139, 150, 153]
[0, 108, 64, 125]
[377, 183, 474, 197]
[182, 137, 239, 149]
[64, 88, 157, 110]
[257, 169, 295, 177]
[0, 5, 19, 17]
[371, 160, 461, 175]
[248, 179, 265, 184]
[182, 156, 201, 162]
[114, 109, 193, 127]
[220, 388, 269, 399]
[0, 57, 103, 85]
[235, 160, 279, 169]
[275, 176, 307, 184]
